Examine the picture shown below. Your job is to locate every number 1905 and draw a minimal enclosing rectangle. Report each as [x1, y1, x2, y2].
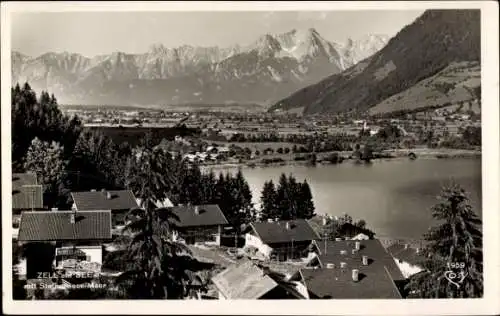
[447, 262, 465, 269]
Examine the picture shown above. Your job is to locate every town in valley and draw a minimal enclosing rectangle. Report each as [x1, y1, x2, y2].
[9, 8, 483, 301]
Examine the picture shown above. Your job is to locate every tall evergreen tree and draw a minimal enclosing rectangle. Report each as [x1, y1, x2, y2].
[276, 173, 292, 220]
[260, 180, 277, 221]
[406, 183, 483, 298]
[118, 145, 199, 299]
[179, 163, 203, 205]
[298, 180, 315, 219]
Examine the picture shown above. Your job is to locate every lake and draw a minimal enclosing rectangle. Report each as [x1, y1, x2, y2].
[207, 158, 482, 240]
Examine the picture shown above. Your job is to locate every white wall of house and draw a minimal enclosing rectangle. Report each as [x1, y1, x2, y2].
[56, 245, 103, 265]
[292, 281, 310, 299]
[350, 233, 370, 240]
[218, 291, 227, 300]
[245, 233, 273, 258]
[394, 258, 424, 278]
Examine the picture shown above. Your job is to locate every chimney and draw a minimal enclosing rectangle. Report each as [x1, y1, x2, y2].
[362, 255, 368, 266]
[352, 269, 359, 282]
[355, 241, 361, 250]
[70, 211, 76, 224]
[404, 243, 409, 249]
[285, 222, 291, 230]
[416, 248, 420, 254]
[326, 263, 335, 269]
[340, 250, 347, 255]
[340, 262, 347, 268]
[194, 206, 200, 215]
[106, 191, 112, 200]
[322, 217, 328, 226]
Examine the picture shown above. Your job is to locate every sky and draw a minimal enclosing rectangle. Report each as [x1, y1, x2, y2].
[11, 10, 425, 58]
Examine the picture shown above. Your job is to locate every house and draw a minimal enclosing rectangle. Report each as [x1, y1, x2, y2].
[298, 262, 402, 299]
[211, 260, 306, 299]
[159, 204, 229, 246]
[12, 173, 44, 239]
[386, 243, 425, 279]
[245, 219, 320, 261]
[12, 173, 44, 213]
[70, 189, 139, 226]
[17, 210, 112, 279]
[304, 239, 406, 298]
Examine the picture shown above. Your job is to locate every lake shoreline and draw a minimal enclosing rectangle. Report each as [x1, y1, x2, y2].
[201, 148, 481, 170]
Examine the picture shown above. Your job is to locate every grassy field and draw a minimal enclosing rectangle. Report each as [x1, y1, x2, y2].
[369, 61, 481, 115]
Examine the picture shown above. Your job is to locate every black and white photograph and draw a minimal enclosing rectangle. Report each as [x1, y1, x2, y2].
[2, 1, 499, 315]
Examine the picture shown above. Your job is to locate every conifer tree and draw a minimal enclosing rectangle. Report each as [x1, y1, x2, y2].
[298, 180, 315, 219]
[260, 180, 277, 221]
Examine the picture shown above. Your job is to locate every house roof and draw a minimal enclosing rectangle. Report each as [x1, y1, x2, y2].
[211, 260, 278, 299]
[161, 204, 229, 228]
[300, 264, 402, 299]
[386, 243, 425, 267]
[18, 210, 112, 241]
[12, 173, 43, 210]
[250, 219, 320, 245]
[315, 239, 405, 282]
[71, 190, 139, 211]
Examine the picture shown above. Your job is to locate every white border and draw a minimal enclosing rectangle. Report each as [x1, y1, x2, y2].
[2, 1, 499, 315]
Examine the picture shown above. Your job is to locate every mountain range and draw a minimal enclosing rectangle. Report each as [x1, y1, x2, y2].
[11, 30, 389, 106]
[270, 10, 481, 115]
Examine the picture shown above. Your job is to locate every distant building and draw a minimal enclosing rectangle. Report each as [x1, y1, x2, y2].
[300, 239, 405, 298]
[17, 210, 112, 279]
[71, 189, 139, 226]
[245, 219, 320, 261]
[159, 204, 229, 246]
[211, 260, 306, 299]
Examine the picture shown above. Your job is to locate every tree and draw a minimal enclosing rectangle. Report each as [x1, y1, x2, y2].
[260, 180, 277, 221]
[275, 173, 292, 220]
[69, 132, 123, 192]
[117, 144, 199, 299]
[297, 180, 315, 219]
[125, 140, 177, 207]
[12, 83, 82, 171]
[227, 169, 255, 232]
[179, 163, 204, 205]
[277, 147, 284, 154]
[406, 183, 483, 298]
[23, 137, 67, 207]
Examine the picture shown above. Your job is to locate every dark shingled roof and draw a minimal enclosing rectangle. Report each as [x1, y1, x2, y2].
[315, 239, 405, 282]
[18, 210, 112, 241]
[250, 219, 320, 245]
[211, 260, 278, 299]
[163, 204, 229, 227]
[12, 173, 43, 210]
[71, 190, 139, 211]
[300, 264, 402, 299]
